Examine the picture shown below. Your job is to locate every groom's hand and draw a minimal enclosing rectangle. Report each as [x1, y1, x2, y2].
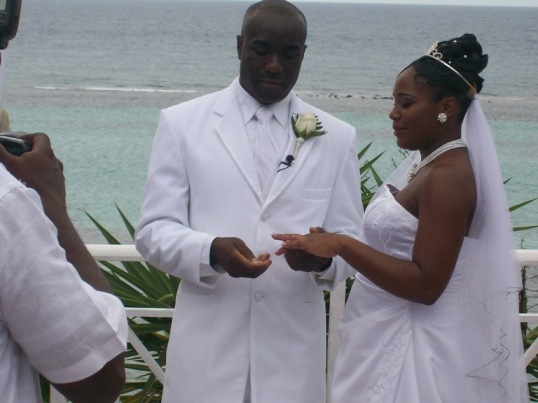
[280, 249, 331, 273]
[210, 237, 271, 278]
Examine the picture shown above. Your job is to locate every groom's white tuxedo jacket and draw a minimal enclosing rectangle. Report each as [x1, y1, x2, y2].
[136, 80, 363, 403]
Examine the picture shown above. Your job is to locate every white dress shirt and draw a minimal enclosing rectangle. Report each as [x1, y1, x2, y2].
[0, 164, 127, 402]
[235, 80, 291, 198]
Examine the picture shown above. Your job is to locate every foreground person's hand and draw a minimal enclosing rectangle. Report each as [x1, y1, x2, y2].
[0, 132, 66, 212]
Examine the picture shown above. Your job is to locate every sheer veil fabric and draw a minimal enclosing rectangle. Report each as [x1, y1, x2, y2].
[374, 97, 528, 400]
[460, 99, 527, 400]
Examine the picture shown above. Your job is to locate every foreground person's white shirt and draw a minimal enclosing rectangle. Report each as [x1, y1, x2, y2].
[0, 164, 127, 402]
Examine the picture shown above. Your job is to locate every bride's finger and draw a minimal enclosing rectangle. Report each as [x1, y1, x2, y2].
[272, 233, 296, 241]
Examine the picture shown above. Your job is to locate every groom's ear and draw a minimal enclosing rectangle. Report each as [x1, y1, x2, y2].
[237, 35, 243, 60]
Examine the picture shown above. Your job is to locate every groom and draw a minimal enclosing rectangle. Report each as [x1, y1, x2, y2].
[135, 1, 362, 402]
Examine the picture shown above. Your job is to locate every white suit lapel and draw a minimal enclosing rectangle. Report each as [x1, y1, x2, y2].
[265, 95, 315, 206]
[213, 87, 264, 203]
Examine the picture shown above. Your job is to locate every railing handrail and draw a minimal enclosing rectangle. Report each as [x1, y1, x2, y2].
[86, 244, 144, 261]
[85, 244, 538, 263]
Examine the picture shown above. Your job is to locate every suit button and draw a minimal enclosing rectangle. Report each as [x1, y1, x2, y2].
[254, 292, 263, 302]
[261, 214, 269, 221]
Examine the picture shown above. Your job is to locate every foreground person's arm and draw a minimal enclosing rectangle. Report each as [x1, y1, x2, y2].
[0, 133, 125, 402]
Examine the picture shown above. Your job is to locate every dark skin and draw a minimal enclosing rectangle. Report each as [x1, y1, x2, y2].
[0, 133, 125, 402]
[237, 0, 307, 105]
[211, 1, 330, 277]
[274, 67, 477, 304]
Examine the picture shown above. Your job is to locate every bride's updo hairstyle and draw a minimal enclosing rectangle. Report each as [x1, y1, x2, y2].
[409, 33, 488, 122]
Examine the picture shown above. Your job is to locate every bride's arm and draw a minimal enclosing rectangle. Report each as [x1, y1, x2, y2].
[273, 166, 474, 305]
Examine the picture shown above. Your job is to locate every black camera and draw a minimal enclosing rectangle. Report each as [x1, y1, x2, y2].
[0, 0, 21, 50]
[0, 133, 31, 156]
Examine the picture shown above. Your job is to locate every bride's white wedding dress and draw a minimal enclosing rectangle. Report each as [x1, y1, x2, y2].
[330, 185, 522, 403]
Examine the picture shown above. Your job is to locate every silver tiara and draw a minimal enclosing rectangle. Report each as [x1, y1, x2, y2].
[425, 42, 477, 98]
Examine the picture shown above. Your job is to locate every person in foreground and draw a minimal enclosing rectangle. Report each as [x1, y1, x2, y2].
[274, 33, 529, 402]
[0, 133, 127, 402]
[135, 0, 362, 401]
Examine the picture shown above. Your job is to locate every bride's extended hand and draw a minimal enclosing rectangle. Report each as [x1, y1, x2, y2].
[272, 228, 340, 259]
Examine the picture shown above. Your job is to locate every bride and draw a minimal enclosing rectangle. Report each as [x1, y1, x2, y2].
[273, 33, 528, 402]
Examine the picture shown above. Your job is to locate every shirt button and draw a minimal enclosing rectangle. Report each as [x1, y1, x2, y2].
[254, 292, 263, 302]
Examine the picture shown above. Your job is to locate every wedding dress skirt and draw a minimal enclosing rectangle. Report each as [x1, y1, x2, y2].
[331, 185, 511, 403]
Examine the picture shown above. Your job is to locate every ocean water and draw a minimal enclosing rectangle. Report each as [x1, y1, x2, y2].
[2, 0, 537, 249]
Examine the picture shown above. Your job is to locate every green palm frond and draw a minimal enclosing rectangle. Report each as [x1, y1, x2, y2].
[510, 198, 538, 213]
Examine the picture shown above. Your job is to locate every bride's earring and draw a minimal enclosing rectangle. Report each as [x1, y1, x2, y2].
[437, 112, 447, 124]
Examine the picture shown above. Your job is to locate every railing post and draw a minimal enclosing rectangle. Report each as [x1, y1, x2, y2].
[50, 387, 66, 403]
[327, 280, 346, 403]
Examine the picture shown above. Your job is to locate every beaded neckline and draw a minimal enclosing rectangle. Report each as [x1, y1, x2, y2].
[407, 139, 467, 183]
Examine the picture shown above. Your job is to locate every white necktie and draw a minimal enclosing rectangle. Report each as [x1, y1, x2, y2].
[254, 106, 278, 191]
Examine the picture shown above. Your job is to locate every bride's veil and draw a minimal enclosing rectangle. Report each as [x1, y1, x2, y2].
[459, 98, 527, 399]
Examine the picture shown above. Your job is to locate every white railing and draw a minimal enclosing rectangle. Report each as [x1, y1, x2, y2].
[50, 246, 538, 403]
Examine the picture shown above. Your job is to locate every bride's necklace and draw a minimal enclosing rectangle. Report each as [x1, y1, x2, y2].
[407, 139, 467, 183]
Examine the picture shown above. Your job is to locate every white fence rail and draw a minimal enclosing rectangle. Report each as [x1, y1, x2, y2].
[50, 246, 538, 402]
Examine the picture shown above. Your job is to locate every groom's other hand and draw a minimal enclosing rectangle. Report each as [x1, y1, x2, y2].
[210, 237, 272, 278]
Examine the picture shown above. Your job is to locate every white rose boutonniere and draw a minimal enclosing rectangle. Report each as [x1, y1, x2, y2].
[279, 112, 327, 171]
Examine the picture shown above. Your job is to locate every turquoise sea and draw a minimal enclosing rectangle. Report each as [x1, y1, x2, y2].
[2, 0, 537, 249]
